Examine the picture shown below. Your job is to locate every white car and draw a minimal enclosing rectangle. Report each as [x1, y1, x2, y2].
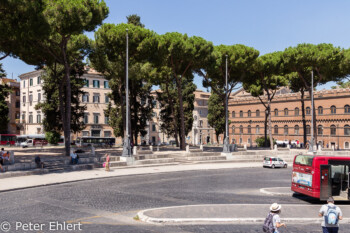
[263, 156, 288, 169]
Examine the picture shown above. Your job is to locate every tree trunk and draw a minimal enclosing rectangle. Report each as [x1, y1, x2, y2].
[264, 110, 268, 147]
[175, 76, 186, 150]
[61, 42, 71, 157]
[300, 89, 307, 148]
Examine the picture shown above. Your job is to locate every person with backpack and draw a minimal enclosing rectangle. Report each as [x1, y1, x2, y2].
[263, 203, 286, 233]
[319, 196, 343, 233]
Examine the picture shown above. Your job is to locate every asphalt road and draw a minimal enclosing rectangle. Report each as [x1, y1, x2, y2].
[0, 166, 348, 233]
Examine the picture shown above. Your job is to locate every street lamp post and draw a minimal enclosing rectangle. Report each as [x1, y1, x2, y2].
[223, 54, 230, 153]
[122, 29, 131, 157]
[309, 70, 315, 153]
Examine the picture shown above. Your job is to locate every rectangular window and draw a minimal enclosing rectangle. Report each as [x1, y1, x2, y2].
[23, 95, 26, 103]
[93, 80, 100, 88]
[16, 101, 20, 108]
[16, 90, 20, 96]
[30, 78, 33, 86]
[38, 93, 41, 102]
[104, 131, 111, 137]
[84, 114, 88, 124]
[104, 81, 109, 88]
[93, 95, 100, 103]
[105, 95, 109, 103]
[104, 116, 109, 124]
[82, 131, 89, 137]
[94, 114, 99, 124]
[29, 94, 33, 102]
[84, 79, 89, 87]
[22, 114, 26, 123]
[82, 94, 89, 103]
[37, 114, 41, 123]
[152, 124, 156, 132]
[15, 112, 20, 119]
[29, 115, 33, 123]
[37, 76, 41, 84]
[23, 81, 25, 88]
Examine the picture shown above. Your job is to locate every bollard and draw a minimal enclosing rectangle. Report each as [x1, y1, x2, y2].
[244, 144, 247, 150]
[274, 144, 278, 151]
[186, 145, 190, 153]
[150, 145, 153, 151]
[318, 145, 322, 151]
[133, 146, 138, 156]
[199, 144, 203, 151]
[10, 151, 15, 164]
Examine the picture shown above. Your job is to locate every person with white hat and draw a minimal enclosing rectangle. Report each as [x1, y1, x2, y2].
[263, 203, 286, 233]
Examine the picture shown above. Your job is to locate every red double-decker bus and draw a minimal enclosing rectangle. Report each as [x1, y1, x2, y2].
[292, 154, 350, 201]
[0, 134, 17, 145]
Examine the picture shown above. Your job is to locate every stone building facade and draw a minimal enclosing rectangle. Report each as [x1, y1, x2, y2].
[0, 78, 20, 134]
[228, 87, 350, 149]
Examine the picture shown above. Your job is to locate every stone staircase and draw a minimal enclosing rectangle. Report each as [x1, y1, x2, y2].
[167, 149, 227, 163]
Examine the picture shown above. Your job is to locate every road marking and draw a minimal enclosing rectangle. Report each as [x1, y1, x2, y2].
[260, 187, 293, 196]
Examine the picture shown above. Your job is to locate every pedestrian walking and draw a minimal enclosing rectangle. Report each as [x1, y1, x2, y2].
[263, 203, 286, 233]
[104, 153, 110, 171]
[319, 196, 343, 233]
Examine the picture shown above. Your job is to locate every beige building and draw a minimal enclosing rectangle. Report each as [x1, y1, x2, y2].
[147, 90, 216, 145]
[0, 78, 20, 134]
[18, 68, 117, 141]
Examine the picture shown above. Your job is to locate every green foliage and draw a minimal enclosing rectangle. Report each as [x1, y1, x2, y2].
[157, 75, 196, 142]
[0, 82, 10, 133]
[90, 22, 156, 144]
[127, 14, 144, 28]
[331, 80, 350, 89]
[255, 136, 274, 147]
[45, 131, 61, 144]
[35, 62, 87, 133]
[207, 91, 225, 140]
[0, 63, 5, 77]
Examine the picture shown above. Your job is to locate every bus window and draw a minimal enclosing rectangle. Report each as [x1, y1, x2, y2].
[294, 155, 314, 166]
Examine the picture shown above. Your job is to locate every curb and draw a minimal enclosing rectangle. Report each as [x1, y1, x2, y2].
[137, 205, 350, 225]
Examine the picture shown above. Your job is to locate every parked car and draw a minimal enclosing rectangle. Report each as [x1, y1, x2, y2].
[263, 156, 288, 169]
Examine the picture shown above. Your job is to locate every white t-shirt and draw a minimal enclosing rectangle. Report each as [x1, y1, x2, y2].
[319, 203, 342, 227]
[70, 152, 77, 159]
[272, 214, 281, 233]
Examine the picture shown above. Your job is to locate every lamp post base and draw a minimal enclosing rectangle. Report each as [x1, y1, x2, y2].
[120, 156, 134, 165]
[122, 137, 132, 157]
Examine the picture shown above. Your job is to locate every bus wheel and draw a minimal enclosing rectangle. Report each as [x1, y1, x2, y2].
[272, 165, 275, 169]
[284, 164, 287, 168]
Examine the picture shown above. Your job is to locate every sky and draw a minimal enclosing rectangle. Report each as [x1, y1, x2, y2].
[3, 0, 350, 90]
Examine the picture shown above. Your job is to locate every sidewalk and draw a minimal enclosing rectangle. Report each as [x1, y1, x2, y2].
[0, 162, 261, 192]
[138, 204, 350, 224]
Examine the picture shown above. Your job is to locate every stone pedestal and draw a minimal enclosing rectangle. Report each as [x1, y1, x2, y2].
[318, 145, 322, 151]
[120, 156, 134, 165]
[91, 146, 95, 156]
[9, 151, 15, 164]
[222, 152, 233, 160]
[150, 145, 153, 151]
[274, 144, 278, 151]
[133, 146, 138, 156]
[200, 144, 203, 151]
[243, 144, 247, 150]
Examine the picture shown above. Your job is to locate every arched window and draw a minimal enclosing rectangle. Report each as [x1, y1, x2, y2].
[306, 125, 311, 135]
[232, 111, 235, 118]
[318, 106, 323, 115]
[284, 125, 288, 135]
[295, 107, 299, 116]
[248, 110, 251, 117]
[239, 125, 243, 133]
[256, 110, 260, 117]
[345, 105, 350, 114]
[344, 125, 350, 136]
[274, 109, 278, 116]
[284, 108, 289, 116]
[345, 142, 350, 149]
[330, 125, 336, 136]
[306, 107, 311, 115]
[331, 105, 336, 114]
[232, 126, 235, 135]
[240, 111, 243, 117]
[294, 125, 299, 135]
[274, 125, 278, 134]
[256, 125, 260, 134]
[318, 125, 323, 135]
[248, 125, 251, 134]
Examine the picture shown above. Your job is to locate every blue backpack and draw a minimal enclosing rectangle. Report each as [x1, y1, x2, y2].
[325, 205, 339, 225]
